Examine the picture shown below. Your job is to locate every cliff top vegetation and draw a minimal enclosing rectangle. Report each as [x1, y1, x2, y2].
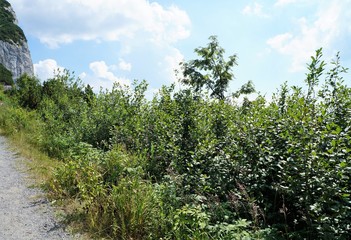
[0, 0, 26, 44]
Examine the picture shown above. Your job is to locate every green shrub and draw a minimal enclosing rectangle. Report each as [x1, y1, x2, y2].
[0, 63, 13, 85]
[2, 42, 350, 239]
[96, 178, 163, 239]
[15, 74, 42, 109]
[0, 104, 40, 136]
[50, 142, 103, 198]
[172, 204, 210, 240]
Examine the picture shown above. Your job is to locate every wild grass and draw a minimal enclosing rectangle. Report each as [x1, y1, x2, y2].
[0, 90, 87, 238]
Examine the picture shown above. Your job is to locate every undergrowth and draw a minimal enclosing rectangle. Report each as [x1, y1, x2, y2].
[0, 45, 350, 239]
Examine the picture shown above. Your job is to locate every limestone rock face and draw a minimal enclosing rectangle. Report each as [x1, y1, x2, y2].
[0, 0, 34, 80]
[0, 40, 34, 80]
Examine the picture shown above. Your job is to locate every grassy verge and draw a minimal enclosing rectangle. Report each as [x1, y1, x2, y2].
[0, 90, 89, 239]
[0, 89, 54, 185]
[0, 89, 170, 240]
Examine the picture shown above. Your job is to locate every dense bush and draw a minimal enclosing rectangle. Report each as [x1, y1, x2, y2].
[0, 63, 13, 85]
[1, 40, 350, 239]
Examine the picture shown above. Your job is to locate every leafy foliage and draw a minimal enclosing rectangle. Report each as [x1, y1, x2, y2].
[179, 35, 255, 100]
[1, 42, 350, 239]
[180, 35, 238, 100]
[15, 74, 42, 109]
[0, 63, 13, 85]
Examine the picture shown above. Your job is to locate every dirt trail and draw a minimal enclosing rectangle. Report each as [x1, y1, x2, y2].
[0, 135, 72, 240]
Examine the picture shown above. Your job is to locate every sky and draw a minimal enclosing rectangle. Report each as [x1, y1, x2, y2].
[9, 0, 351, 98]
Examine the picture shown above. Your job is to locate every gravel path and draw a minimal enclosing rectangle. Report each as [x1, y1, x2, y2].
[0, 135, 73, 240]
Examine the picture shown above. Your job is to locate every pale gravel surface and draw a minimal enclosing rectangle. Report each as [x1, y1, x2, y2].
[0, 135, 73, 240]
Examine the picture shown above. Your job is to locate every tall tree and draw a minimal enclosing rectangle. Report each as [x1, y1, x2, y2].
[179, 35, 238, 100]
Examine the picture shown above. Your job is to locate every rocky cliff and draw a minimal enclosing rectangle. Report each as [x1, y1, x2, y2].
[0, 0, 34, 80]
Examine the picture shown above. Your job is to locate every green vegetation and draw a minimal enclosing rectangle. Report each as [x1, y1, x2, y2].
[180, 35, 241, 100]
[0, 63, 13, 85]
[0, 0, 26, 44]
[0, 36, 350, 239]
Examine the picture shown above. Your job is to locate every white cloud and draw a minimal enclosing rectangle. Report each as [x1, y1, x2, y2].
[163, 48, 184, 83]
[11, 0, 191, 90]
[274, 0, 299, 7]
[267, 33, 293, 50]
[118, 59, 132, 72]
[34, 59, 64, 81]
[267, 0, 351, 72]
[10, 0, 191, 48]
[144, 87, 161, 100]
[80, 61, 130, 91]
[242, 2, 270, 18]
[78, 72, 87, 80]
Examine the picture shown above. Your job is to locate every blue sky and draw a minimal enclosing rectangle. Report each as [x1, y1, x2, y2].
[9, 0, 351, 98]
